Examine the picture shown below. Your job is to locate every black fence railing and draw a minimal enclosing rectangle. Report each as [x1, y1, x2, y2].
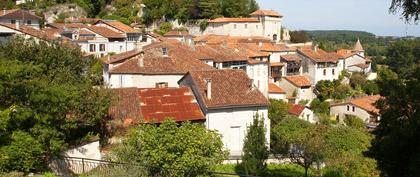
[52, 156, 259, 177]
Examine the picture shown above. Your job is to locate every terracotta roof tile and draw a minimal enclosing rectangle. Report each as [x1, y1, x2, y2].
[283, 75, 312, 87]
[0, 9, 40, 20]
[0, 23, 56, 40]
[164, 31, 191, 37]
[208, 17, 259, 23]
[350, 95, 381, 113]
[269, 83, 286, 93]
[281, 54, 302, 62]
[337, 49, 357, 58]
[195, 44, 248, 62]
[298, 48, 341, 63]
[109, 87, 205, 124]
[87, 26, 125, 38]
[270, 62, 284, 66]
[110, 40, 214, 74]
[65, 17, 99, 24]
[95, 20, 139, 33]
[183, 70, 269, 109]
[288, 104, 305, 116]
[101, 49, 143, 64]
[350, 63, 370, 69]
[250, 9, 283, 17]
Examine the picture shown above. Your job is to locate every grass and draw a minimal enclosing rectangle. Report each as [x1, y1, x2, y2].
[212, 164, 317, 177]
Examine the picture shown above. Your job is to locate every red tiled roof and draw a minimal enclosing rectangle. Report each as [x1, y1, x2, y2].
[95, 20, 139, 33]
[350, 95, 381, 113]
[208, 17, 259, 23]
[337, 49, 357, 58]
[108, 87, 205, 125]
[101, 49, 143, 64]
[0, 9, 40, 20]
[270, 62, 284, 66]
[139, 87, 205, 123]
[269, 83, 286, 93]
[288, 104, 305, 116]
[250, 9, 283, 17]
[110, 40, 214, 74]
[195, 44, 248, 62]
[87, 26, 124, 38]
[164, 30, 191, 37]
[281, 54, 302, 62]
[0, 23, 56, 40]
[65, 17, 99, 24]
[194, 34, 272, 45]
[283, 75, 312, 87]
[350, 63, 370, 69]
[181, 70, 269, 109]
[298, 48, 341, 63]
[332, 95, 381, 114]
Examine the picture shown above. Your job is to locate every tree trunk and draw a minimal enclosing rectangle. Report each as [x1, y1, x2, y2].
[305, 167, 308, 177]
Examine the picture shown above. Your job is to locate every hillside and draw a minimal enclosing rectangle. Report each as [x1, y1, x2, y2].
[1, 0, 259, 25]
[307, 30, 377, 44]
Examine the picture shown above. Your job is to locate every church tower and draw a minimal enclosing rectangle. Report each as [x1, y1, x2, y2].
[353, 38, 365, 57]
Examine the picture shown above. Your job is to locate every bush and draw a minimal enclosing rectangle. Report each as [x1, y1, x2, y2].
[344, 115, 366, 129]
[199, 20, 209, 32]
[310, 98, 330, 114]
[157, 22, 173, 35]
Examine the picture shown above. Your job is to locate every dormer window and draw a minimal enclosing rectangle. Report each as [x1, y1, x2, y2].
[27, 20, 31, 25]
[162, 47, 168, 56]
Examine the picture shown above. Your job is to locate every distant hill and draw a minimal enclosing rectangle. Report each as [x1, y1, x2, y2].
[306, 30, 377, 44]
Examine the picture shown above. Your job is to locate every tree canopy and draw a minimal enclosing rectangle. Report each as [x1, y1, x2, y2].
[390, 0, 420, 22]
[110, 120, 228, 177]
[0, 38, 109, 172]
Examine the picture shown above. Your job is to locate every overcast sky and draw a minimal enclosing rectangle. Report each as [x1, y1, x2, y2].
[257, 0, 420, 36]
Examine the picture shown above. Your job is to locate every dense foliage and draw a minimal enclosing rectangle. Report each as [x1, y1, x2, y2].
[0, 38, 109, 172]
[289, 30, 309, 43]
[271, 117, 378, 177]
[110, 120, 228, 177]
[237, 114, 269, 176]
[370, 40, 420, 176]
[390, 0, 420, 22]
[142, 0, 259, 24]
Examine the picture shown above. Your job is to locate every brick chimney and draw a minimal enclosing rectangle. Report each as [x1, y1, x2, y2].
[205, 79, 212, 99]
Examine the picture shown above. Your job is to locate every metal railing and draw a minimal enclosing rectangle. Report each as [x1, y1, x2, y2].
[52, 156, 259, 177]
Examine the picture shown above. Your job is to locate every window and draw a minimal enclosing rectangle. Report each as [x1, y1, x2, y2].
[89, 44, 96, 52]
[11, 20, 16, 24]
[245, 24, 248, 29]
[347, 105, 350, 111]
[119, 46, 123, 52]
[256, 25, 258, 29]
[332, 69, 335, 75]
[162, 47, 168, 56]
[352, 106, 355, 112]
[99, 44, 105, 52]
[156, 82, 168, 88]
[27, 20, 31, 25]
[141, 35, 147, 42]
[273, 34, 277, 41]
[234, 24, 237, 29]
[323, 69, 326, 76]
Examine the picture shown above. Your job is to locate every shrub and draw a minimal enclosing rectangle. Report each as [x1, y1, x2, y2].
[344, 115, 366, 129]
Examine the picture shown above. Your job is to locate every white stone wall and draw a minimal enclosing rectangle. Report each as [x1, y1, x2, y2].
[205, 21, 262, 37]
[108, 74, 183, 88]
[278, 79, 314, 103]
[344, 55, 366, 70]
[330, 104, 372, 122]
[298, 108, 316, 123]
[206, 107, 269, 156]
[268, 93, 286, 101]
[260, 16, 282, 41]
[246, 63, 269, 97]
[301, 55, 339, 84]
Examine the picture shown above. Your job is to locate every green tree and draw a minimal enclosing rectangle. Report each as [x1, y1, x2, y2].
[0, 38, 109, 172]
[344, 115, 366, 130]
[268, 99, 289, 127]
[272, 117, 326, 177]
[383, 39, 420, 78]
[370, 66, 420, 176]
[310, 98, 330, 114]
[290, 30, 309, 43]
[236, 114, 268, 176]
[349, 73, 367, 88]
[110, 120, 228, 177]
[390, 0, 420, 22]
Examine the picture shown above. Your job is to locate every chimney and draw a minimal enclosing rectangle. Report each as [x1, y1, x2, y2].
[16, 20, 20, 30]
[138, 54, 144, 67]
[250, 79, 255, 90]
[205, 79, 212, 100]
[3, 8, 5, 15]
[258, 42, 263, 48]
[313, 44, 318, 52]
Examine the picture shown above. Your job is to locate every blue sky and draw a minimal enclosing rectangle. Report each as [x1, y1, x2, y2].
[257, 0, 420, 36]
